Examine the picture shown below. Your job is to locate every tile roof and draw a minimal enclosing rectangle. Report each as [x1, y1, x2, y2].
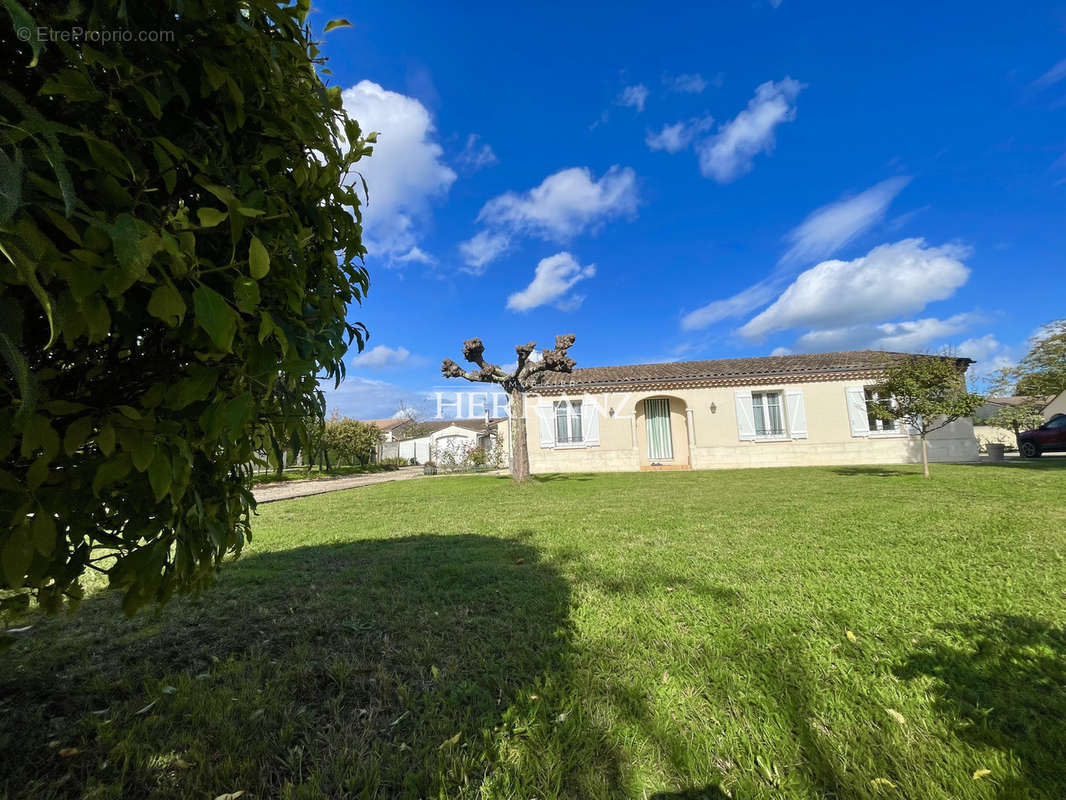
[530, 350, 969, 389]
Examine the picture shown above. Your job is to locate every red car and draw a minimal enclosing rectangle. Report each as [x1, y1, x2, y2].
[1018, 414, 1066, 458]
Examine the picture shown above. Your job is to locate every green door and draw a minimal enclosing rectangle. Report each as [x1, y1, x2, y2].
[646, 398, 673, 460]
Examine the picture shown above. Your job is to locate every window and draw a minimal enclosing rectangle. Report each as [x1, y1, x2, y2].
[1045, 415, 1066, 429]
[752, 391, 786, 438]
[554, 400, 583, 444]
[864, 388, 897, 432]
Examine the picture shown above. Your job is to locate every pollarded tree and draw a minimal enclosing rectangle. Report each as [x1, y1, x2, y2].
[441, 336, 577, 482]
[868, 355, 984, 479]
[0, 1, 371, 620]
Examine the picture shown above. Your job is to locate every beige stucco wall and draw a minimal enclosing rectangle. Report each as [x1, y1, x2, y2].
[522, 378, 979, 473]
[1045, 391, 1066, 420]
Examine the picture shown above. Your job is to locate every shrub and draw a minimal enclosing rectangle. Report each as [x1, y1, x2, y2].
[0, 1, 370, 615]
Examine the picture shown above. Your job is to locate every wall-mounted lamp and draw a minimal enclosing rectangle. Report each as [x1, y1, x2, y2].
[709, 402, 717, 414]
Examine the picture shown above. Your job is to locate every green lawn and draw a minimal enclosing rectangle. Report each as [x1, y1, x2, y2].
[3, 463, 1065, 799]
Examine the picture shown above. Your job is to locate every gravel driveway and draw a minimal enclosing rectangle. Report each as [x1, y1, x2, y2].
[253, 466, 425, 504]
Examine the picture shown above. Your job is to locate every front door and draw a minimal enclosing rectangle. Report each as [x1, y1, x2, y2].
[645, 398, 673, 460]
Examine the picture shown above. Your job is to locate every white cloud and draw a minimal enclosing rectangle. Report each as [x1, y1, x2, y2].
[793, 314, 978, 352]
[456, 133, 498, 171]
[665, 73, 708, 93]
[770, 346, 792, 356]
[1034, 58, 1066, 89]
[477, 166, 639, 242]
[319, 376, 427, 419]
[394, 246, 436, 265]
[618, 84, 650, 112]
[646, 116, 715, 154]
[351, 344, 416, 369]
[740, 238, 971, 339]
[341, 80, 456, 261]
[696, 78, 804, 182]
[507, 252, 596, 312]
[458, 230, 511, 274]
[957, 334, 1002, 362]
[780, 177, 911, 266]
[681, 281, 780, 331]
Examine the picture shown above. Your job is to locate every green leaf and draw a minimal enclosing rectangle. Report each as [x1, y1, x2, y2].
[5, 0, 42, 66]
[324, 18, 353, 32]
[2, 527, 33, 588]
[193, 285, 238, 351]
[233, 278, 260, 313]
[131, 435, 155, 472]
[32, 512, 57, 556]
[107, 214, 161, 278]
[20, 414, 59, 460]
[257, 313, 274, 344]
[134, 85, 163, 119]
[197, 207, 228, 227]
[63, 416, 94, 456]
[92, 453, 131, 496]
[148, 450, 172, 501]
[97, 421, 115, 456]
[248, 236, 270, 279]
[147, 284, 187, 327]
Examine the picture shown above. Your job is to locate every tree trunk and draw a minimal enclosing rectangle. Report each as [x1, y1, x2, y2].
[268, 430, 285, 480]
[509, 390, 530, 483]
[921, 435, 930, 479]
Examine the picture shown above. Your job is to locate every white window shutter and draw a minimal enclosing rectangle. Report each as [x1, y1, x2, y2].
[845, 387, 870, 437]
[536, 404, 555, 448]
[580, 399, 600, 445]
[786, 390, 808, 439]
[734, 391, 756, 441]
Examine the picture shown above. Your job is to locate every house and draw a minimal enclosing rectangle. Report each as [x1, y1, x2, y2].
[974, 395, 1053, 422]
[495, 350, 978, 473]
[362, 419, 408, 442]
[378, 418, 501, 464]
[1043, 390, 1066, 421]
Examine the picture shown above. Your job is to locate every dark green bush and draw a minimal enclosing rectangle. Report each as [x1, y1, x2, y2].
[0, 0, 370, 615]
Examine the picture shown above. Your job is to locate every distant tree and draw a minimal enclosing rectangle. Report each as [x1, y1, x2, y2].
[869, 355, 984, 479]
[985, 402, 1046, 444]
[990, 320, 1066, 398]
[392, 403, 431, 440]
[0, 1, 370, 617]
[442, 336, 577, 482]
[322, 416, 381, 465]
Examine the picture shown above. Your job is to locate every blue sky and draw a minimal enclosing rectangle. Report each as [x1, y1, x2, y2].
[312, 0, 1066, 419]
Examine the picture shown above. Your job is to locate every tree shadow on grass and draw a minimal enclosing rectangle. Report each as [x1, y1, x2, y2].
[531, 473, 596, 483]
[830, 465, 913, 477]
[0, 534, 601, 799]
[895, 614, 1066, 799]
[965, 458, 1066, 471]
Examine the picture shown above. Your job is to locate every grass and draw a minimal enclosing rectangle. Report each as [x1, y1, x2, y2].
[2, 461, 1065, 799]
[250, 462, 403, 485]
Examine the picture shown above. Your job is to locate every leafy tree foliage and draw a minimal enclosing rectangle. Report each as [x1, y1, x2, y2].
[869, 355, 984, 479]
[990, 320, 1066, 398]
[985, 402, 1046, 441]
[321, 415, 381, 465]
[0, 0, 370, 616]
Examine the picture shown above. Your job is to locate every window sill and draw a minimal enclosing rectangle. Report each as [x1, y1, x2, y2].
[753, 434, 789, 442]
[868, 431, 907, 439]
[551, 442, 596, 450]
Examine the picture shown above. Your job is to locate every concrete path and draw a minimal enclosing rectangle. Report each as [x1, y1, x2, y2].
[253, 466, 425, 504]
